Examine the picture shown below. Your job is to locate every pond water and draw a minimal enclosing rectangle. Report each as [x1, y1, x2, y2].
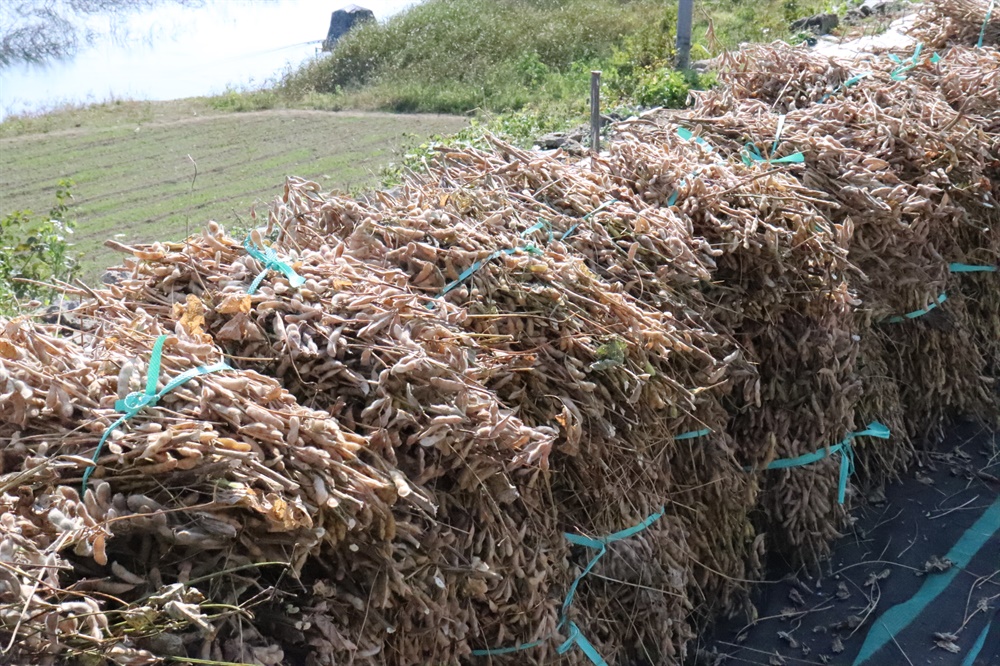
[0, 0, 417, 120]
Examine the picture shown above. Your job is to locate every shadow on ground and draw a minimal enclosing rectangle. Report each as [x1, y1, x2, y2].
[697, 423, 1000, 666]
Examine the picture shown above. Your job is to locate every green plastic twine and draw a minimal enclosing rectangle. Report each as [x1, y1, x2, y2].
[437, 245, 544, 298]
[740, 116, 806, 166]
[674, 428, 712, 441]
[472, 508, 666, 665]
[243, 233, 306, 295]
[980, 0, 996, 48]
[820, 72, 871, 102]
[888, 43, 923, 80]
[669, 128, 720, 206]
[886, 293, 948, 323]
[435, 201, 617, 301]
[82, 335, 231, 494]
[879, 265, 995, 324]
[555, 198, 619, 241]
[950, 262, 998, 273]
[751, 422, 890, 504]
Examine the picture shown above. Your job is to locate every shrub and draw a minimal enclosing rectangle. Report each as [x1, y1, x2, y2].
[0, 180, 80, 314]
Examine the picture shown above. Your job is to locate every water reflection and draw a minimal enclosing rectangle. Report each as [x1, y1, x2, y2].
[0, 0, 416, 119]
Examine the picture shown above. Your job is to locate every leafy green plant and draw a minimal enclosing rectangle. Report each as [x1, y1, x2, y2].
[0, 179, 80, 313]
[622, 67, 713, 108]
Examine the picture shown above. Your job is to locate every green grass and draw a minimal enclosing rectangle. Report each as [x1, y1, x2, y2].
[0, 98, 465, 279]
[281, 0, 674, 114]
[279, 0, 832, 117]
[0, 0, 844, 288]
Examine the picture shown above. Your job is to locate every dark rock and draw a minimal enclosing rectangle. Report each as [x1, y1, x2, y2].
[322, 5, 375, 51]
[844, 9, 863, 24]
[138, 632, 186, 658]
[691, 59, 714, 73]
[791, 13, 840, 36]
[861, 0, 903, 15]
[101, 269, 127, 285]
[37, 297, 82, 329]
[535, 129, 585, 150]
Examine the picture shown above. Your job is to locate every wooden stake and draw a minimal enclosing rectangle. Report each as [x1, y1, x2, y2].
[590, 70, 601, 155]
[676, 0, 694, 71]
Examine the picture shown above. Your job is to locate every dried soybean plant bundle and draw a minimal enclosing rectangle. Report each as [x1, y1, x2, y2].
[606, 119, 855, 563]
[417, 138, 770, 641]
[689, 96, 957, 321]
[393, 138, 768, 616]
[688, 44, 1000, 451]
[108, 222, 571, 665]
[444, 136, 767, 625]
[691, 61, 994, 343]
[606, 111, 867, 565]
[693, 42, 854, 114]
[910, 46, 1000, 127]
[0, 313, 418, 665]
[910, 0, 999, 48]
[292, 180, 733, 663]
[703, 56, 1000, 442]
[272, 153, 759, 660]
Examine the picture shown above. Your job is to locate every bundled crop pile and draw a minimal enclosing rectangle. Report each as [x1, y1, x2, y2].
[911, 0, 999, 48]
[680, 40, 1000, 459]
[2, 24, 999, 666]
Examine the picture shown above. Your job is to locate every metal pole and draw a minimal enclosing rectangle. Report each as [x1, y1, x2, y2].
[676, 0, 694, 70]
[590, 70, 601, 154]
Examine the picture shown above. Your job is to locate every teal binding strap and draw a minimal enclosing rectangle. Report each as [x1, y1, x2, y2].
[521, 219, 553, 243]
[889, 43, 924, 81]
[472, 508, 665, 664]
[741, 143, 805, 166]
[752, 422, 890, 504]
[437, 200, 616, 301]
[674, 428, 711, 441]
[740, 115, 806, 166]
[82, 335, 231, 494]
[886, 292, 948, 323]
[980, 0, 996, 48]
[562, 507, 665, 551]
[676, 127, 713, 151]
[438, 244, 543, 298]
[820, 72, 871, 102]
[667, 183, 684, 207]
[244, 233, 307, 295]
[950, 263, 998, 273]
[524, 200, 618, 245]
[888, 43, 923, 80]
[557, 622, 606, 665]
[582, 199, 618, 220]
[669, 128, 724, 206]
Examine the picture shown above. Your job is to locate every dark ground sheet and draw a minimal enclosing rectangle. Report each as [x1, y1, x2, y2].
[697, 423, 1000, 666]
